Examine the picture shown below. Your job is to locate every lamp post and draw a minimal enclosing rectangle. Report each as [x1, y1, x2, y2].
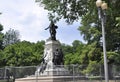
[96, 0, 109, 82]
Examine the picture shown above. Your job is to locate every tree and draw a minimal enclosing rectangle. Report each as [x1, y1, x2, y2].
[72, 40, 84, 52]
[61, 40, 85, 65]
[3, 28, 20, 47]
[3, 41, 44, 66]
[0, 24, 4, 49]
[0, 14, 5, 67]
[36, 0, 88, 23]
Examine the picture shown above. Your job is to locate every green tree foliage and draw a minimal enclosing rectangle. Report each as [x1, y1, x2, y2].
[79, 0, 120, 65]
[0, 24, 4, 49]
[62, 40, 85, 65]
[3, 41, 44, 66]
[36, 0, 88, 23]
[3, 28, 20, 47]
[0, 50, 4, 67]
[61, 43, 73, 55]
[0, 23, 4, 67]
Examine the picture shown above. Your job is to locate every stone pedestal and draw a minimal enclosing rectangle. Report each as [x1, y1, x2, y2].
[35, 39, 69, 76]
[44, 39, 61, 69]
[15, 76, 81, 82]
[41, 66, 69, 76]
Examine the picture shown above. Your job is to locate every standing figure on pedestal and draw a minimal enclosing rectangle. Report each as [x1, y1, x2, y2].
[45, 21, 58, 40]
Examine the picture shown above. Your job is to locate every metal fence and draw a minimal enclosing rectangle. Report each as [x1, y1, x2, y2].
[0, 64, 120, 82]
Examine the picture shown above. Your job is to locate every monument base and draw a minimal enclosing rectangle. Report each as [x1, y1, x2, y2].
[15, 76, 81, 82]
[39, 66, 69, 76]
[35, 39, 69, 76]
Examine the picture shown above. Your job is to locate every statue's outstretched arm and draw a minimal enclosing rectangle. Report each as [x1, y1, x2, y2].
[45, 27, 49, 30]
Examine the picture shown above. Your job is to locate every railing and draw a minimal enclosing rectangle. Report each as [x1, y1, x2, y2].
[0, 64, 120, 82]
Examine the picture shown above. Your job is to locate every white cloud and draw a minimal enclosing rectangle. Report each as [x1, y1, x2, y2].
[0, 0, 84, 45]
[0, 0, 49, 42]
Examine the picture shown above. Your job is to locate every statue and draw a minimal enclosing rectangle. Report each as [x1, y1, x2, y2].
[37, 52, 47, 74]
[59, 49, 64, 65]
[52, 48, 64, 65]
[45, 21, 58, 40]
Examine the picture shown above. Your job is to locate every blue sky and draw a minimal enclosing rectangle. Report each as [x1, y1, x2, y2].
[0, 0, 84, 45]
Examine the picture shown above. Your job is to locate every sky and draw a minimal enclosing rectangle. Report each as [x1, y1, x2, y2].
[0, 0, 84, 45]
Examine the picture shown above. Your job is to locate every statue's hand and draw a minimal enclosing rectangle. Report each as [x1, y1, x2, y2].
[45, 27, 49, 30]
[55, 26, 58, 29]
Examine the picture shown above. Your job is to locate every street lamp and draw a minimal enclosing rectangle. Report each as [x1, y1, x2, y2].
[96, 0, 109, 82]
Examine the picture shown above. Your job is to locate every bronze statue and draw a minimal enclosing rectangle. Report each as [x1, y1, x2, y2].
[45, 21, 58, 40]
[53, 48, 64, 65]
